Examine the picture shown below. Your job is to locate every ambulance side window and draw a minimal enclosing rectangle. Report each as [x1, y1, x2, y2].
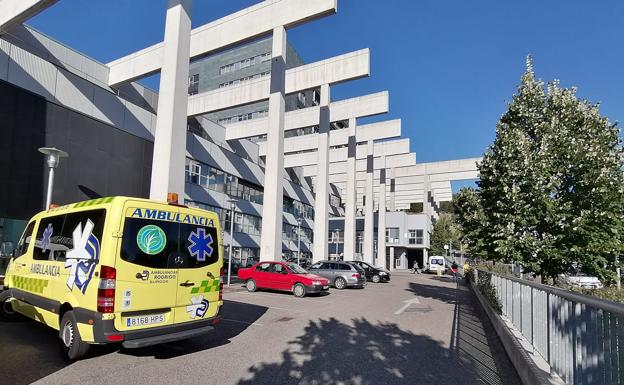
[14, 221, 35, 259]
[33, 214, 66, 261]
[59, 210, 107, 262]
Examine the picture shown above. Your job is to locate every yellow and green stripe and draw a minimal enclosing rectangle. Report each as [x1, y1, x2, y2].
[73, 197, 115, 208]
[13, 276, 49, 294]
[191, 280, 220, 294]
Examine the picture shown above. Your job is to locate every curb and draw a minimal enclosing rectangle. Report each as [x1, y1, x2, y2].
[470, 281, 565, 385]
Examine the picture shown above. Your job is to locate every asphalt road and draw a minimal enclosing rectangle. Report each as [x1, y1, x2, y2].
[0, 272, 520, 385]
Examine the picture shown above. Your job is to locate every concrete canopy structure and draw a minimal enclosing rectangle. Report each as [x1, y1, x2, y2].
[0, 0, 485, 270]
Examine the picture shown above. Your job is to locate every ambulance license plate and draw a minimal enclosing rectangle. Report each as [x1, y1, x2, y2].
[126, 314, 165, 327]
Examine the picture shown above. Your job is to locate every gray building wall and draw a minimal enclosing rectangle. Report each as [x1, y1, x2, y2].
[188, 37, 314, 126]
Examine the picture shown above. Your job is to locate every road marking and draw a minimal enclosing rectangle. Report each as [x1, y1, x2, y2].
[394, 297, 422, 315]
[221, 318, 264, 326]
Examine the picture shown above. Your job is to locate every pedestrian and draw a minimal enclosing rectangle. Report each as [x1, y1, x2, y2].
[451, 261, 459, 282]
[411, 260, 420, 274]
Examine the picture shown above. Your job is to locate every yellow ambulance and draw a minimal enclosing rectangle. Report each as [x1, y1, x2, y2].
[0, 196, 223, 360]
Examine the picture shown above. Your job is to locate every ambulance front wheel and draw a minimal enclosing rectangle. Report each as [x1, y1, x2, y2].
[60, 311, 90, 361]
[0, 291, 20, 321]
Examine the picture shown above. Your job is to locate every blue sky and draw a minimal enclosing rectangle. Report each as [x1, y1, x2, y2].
[29, 0, 623, 190]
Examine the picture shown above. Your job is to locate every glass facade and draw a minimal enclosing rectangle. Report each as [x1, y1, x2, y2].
[186, 158, 263, 204]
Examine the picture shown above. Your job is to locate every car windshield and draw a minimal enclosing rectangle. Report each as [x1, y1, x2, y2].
[287, 263, 308, 274]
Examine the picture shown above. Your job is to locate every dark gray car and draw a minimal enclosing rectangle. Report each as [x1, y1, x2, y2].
[308, 261, 366, 289]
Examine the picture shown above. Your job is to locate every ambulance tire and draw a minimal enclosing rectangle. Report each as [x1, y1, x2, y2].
[0, 291, 20, 321]
[60, 311, 90, 361]
[246, 279, 257, 292]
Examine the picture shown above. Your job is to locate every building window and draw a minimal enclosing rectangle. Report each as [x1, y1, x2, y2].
[386, 228, 400, 244]
[219, 52, 271, 75]
[188, 74, 199, 95]
[217, 108, 269, 125]
[408, 229, 424, 245]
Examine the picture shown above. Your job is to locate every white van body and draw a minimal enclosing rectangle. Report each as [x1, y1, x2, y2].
[426, 256, 447, 274]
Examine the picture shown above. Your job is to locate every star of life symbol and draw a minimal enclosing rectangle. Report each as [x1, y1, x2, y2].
[64, 219, 100, 293]
[41, 223, 53, 252]
[187, 228, 214, 262]
[186, 295, 209, 319]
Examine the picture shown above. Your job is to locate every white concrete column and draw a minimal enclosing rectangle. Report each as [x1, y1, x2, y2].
[312, 84, 330, 262]
[363, 140, 374, 264]
[343, 117, 357, 261]
[377, 155, 387, 267]
[389, 246, 395, 271]
[423, 174, 433, 219]
[389, 169, 395, 212]
[259, 26, 287, 261]
[150, 0, 192, 200]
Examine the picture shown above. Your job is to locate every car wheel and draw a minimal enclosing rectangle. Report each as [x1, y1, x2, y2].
[293, 283, 306, 298]
[0, 291, 20, 321]
[334, 277, 347, 290]
[372, 274, 381, 283]
[246, 279, 257, 292]
[59, 311, 90, 361]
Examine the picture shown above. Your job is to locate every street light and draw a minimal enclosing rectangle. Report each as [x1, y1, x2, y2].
[226, 199, 238, 287]
[296, 218, 303, 266]
[333, 229, 339, 261]
[38, 147, 68, 210]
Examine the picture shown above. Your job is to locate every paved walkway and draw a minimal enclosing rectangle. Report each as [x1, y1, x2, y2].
[0, 273, 520, 385]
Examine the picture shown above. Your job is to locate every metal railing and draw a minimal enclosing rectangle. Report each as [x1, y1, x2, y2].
[477, 270, 624, 385]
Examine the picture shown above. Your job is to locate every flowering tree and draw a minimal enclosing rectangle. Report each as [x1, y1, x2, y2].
[455, 57, 624, 282]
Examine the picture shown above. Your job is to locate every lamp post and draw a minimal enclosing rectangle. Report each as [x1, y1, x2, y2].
[296, 218, 303, 266]
[227, 199, 237, 287]
[333, 229, 339, 261]
[38, 147, 68, 210]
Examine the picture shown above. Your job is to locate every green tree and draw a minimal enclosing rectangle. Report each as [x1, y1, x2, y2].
[455, 56, 624, 281]
[454, 187, 489, 259]
[430, 213, 460, 256]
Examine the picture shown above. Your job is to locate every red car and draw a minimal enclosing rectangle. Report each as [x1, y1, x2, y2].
[237, 261, 330, 297]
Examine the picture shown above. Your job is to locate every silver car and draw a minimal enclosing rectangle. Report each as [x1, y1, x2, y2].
[308, 261, 366, 289]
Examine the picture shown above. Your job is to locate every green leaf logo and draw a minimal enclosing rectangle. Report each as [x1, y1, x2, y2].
[137, 225, 167, 255]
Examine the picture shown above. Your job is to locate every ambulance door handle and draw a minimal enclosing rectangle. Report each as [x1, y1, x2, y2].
[179, 281, 195, 287]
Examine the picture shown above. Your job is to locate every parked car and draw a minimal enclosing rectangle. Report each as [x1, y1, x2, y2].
[308, 261, 366, 289]
[559, 273, 603, 289]
[237, 261, 330, 297]
[425, 256, 447, 274]
[350, 261, 391, 283]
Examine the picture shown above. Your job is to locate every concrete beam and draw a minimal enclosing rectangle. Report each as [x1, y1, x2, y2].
[107, 0, 337, 85]
[393, 157, 481, 178]
[225, 91, 388, 140]
[0, 0, 57, 34]
[284, 138, 410, 169]
[187, 49, 370, 116]
[263, 119, 401, 156]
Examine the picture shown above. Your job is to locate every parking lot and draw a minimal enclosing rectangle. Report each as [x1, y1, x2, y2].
[0, 272, 520, 385]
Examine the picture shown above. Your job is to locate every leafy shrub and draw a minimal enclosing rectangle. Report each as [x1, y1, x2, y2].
[476, 271, 503, 314]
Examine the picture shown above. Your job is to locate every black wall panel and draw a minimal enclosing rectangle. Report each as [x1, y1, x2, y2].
[0, 80, 153, 220]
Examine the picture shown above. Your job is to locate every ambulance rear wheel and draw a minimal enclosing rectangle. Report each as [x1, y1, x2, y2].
[0, 291, 20, 321]
[60, 311, 90, 361]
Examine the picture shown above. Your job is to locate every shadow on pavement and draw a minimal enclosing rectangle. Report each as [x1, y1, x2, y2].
[406, 280, 521, 385]
[237, 316, 509, 385]
[0, 316, 69, 385]
[0, 300, 268, 384]
[121, 300, 268, 359]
